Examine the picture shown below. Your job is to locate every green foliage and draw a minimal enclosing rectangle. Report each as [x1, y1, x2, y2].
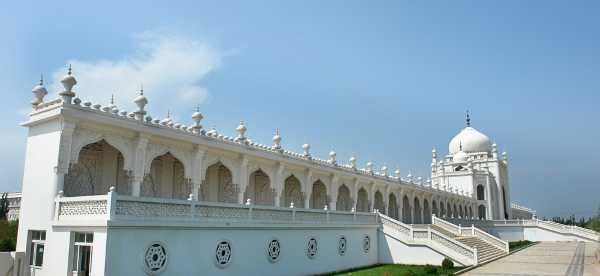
[441, 258, 454, 270]
[509, 240, 533, 252]
[424, 264, 437, 274]
[0, 193, 8, 220]
[0, 220, 18, 251]
[399, 271, 416, 276]
[586, 206, 600, 232]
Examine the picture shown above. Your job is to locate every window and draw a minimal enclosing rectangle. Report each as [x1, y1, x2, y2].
[29, 230, 46, 267]
[72, 232, 94, 276]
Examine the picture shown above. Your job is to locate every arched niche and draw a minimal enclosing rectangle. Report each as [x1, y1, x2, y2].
[402, 195, 412, 223]
[203, 162, 237, 203]
[388, 193, 398, 220]
[356, 188, 369, 212]
[245, 170, 274, 206]
[432, 200, 438, 217]
[373, 190, 385, 214]
[423, 199, 431, 224]
[282, 175, 304, 208]
[336, 184, 352, 211]
[413, 197, 422, 224]
[141, 152, 189, 199]
[310, 180, 327, 209]
[478, 205, 486, 220]
[64, 140, 130, 196]
[477, 185, 485, 200]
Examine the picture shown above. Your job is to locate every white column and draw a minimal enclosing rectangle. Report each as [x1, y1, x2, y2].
[131, 135, 149, 197]
[303, 168, 312, 209]
[237, 156, 249, 204]
[329, 174, 339, 211]
[191, 147, 205, 201]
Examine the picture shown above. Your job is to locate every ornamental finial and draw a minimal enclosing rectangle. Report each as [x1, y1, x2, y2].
[466, 110, 471, 127]
[191, 106, 204, 134]
[236, 121, 247, 142]
[31, 74, 48, 108]
[59, 64, 77, 103]
[272, 128, 282, 149]
[133, 85, 148, 121]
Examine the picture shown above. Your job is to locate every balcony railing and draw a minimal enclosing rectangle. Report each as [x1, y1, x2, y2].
[54, 190, 378, 226]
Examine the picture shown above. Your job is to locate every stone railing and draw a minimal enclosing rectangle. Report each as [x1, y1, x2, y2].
[54, 192, 378, 226]
[432, 214, 460, 235]
[379, 214, 477, 266]
[434, 215, 509, 253]
[448, 218, 600, 243]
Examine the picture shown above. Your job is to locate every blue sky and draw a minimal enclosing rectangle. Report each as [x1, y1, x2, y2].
[1, 1, 598, 217]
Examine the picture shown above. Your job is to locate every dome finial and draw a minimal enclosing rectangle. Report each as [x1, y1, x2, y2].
[39, 74, 44, 86]
[67, 64, 72, 75]
[466, 110, 471, 127]
[110, 94, 115, 105]
[459, 141, 463, 151]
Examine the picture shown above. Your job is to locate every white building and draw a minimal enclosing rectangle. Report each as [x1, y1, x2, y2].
[9, 66, 581, 276]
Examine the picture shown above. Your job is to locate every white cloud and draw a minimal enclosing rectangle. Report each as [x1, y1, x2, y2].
[49, 31, 222, 117]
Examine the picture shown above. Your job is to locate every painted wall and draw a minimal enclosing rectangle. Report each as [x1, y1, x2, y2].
[105, 226, 378, 276]
[480, 226, 524, 242]
[377, 231, 449, 266]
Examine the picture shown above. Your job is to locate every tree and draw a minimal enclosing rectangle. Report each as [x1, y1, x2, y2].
[0, 193, 8, 220]
[587, 206, 600, 232]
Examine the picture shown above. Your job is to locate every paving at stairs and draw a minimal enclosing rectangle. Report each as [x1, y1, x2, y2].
[463, 241, 600, 276]
[430, 225, 506, 263]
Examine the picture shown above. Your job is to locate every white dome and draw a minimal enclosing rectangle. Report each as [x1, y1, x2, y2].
[453, 150, 468, 163]
[449, 127, 491, 154]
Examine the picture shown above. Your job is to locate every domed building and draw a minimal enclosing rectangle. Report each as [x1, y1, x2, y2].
[430, 113, 511, 220]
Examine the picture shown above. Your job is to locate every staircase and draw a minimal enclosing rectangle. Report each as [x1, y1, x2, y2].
[432, 215, 509, 264]
[456, 236, 506, 263]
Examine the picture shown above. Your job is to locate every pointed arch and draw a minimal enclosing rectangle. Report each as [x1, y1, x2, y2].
[477, 185, 485, 200]
[388, 193, 398, 220]
[432, 200, 438, 217]
[245, 169, 274, 206]
[440, 202, 446, 218]
[402, 195, 412, 223]
[413, 197, 422, 224]
[310, 180, 327, 209]
[423, 199, 431, 224]
[373, 190, 385, 214]
[282, 175, 304, 208]
[203, 162, 236, 203]
[356, 188, 369, 212]
[142, 152, 189, 199]
[447, 202, 452, 218]
[478, 205, 486, 219]
[336, 184, 352, 211]
[453, 204, 458, 219]
[65, 140, 130, 196]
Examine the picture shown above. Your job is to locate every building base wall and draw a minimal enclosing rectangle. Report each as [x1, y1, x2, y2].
[105, 225, 379, 276]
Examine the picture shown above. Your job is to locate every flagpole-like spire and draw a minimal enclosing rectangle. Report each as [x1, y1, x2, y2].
[466, 110, 471, 127]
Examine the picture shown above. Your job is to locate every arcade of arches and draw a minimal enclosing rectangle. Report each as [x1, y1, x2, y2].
[63, 140, 477, 223]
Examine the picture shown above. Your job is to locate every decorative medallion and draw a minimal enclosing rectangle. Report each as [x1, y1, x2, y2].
[215, 240, 232, 268]
[143, 242, 168, 275]
[307, 237, 318, 259]
[363, 235, 371, 253]
[266, 239, 281, 263]
[338, 236, 347, 256]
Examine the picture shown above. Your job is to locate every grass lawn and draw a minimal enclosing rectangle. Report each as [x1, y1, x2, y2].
[323, 264, 463, 276]
[509, 240, 534, 252]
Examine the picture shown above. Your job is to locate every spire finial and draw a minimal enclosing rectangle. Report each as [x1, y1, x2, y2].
[167, 110, 171, 118]
[139, 84, 144, 95]
[67, 64, 72, 75]
[110, 94, 115, 105]
[459, 141, 463, 151]
[466, 110, 471, 127]
[195, 105, 200, 112]
[39, 74, 44, 86]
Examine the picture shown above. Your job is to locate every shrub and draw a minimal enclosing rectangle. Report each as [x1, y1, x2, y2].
[424, 264, 437, 274]
[441, 257, 454, 270]
[0, 220, 18, 252]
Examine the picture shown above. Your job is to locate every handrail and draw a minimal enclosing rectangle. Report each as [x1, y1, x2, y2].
[472, 226, 509, 252]
[432, 215, 460, 235]
[380, 214, 478, 265]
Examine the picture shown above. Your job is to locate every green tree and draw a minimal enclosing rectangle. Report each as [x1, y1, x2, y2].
[0, 220, 18, 251]
[587, 206, 600, 232]
[0, 193, 8, 220]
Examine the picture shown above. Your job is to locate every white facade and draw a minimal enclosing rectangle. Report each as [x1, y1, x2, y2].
[9, 67, 551, 275]
[430, 114, 512, 220]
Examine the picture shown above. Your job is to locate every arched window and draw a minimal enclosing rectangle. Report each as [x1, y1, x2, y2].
[477, 185, 485, 200]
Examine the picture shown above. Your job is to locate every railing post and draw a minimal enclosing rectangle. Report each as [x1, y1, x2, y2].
[292, 208, 296, 222]
[474, 247, 478, 265]
[459, 224, 462, 235]
[107, 186, 117, 220]
[188, 194, 194, 221]
[54, 191, 64, 221]
[472, 224, 475, 236]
